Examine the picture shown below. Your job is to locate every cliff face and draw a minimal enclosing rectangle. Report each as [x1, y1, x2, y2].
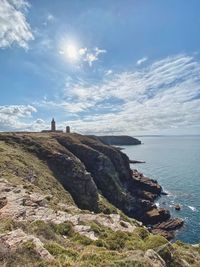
[0, 132, 199, 267]
[0, 133, 181, 236]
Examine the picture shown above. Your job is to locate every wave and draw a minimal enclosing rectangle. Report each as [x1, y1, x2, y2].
[155, 202, 160, 208]
[188, 206, 197, 212]
[161, 188, 173, 196]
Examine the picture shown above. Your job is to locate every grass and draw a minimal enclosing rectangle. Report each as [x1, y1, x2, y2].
[0, 140, 75, 208]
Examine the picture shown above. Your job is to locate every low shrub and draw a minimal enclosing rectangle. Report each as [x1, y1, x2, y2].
[54, 222, 74, 237]
[143, 234, 168, 250]
[29, 220, 56, 240]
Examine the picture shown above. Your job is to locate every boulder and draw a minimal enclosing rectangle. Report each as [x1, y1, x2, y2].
[175, 204, 181, 211]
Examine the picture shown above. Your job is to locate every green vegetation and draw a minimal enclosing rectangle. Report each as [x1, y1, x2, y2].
[53, 222, 74, 237]
[0, 140, 74, 207]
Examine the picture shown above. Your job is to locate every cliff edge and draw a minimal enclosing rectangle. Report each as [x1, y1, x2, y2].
[0, 132, 199, 267]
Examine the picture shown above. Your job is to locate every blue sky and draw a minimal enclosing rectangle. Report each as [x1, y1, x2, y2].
[0, 0, 200, 135]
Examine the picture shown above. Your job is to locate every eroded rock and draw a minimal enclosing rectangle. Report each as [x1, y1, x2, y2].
[0, 180, 137, 241]
[0, 229, 54, 261]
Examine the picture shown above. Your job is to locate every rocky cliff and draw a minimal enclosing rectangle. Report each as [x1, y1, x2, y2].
[0, 132, 199, 267]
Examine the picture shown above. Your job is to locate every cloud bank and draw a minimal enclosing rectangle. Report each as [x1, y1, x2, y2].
[0, 105, 38, 131]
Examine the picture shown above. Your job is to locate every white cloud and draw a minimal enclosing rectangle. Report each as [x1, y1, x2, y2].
[43, 13, 55, 26]
[0, 105, 36, 117]
[0, 105, 38, 131]
[9, 0, 29, 10]
[137, 57, 148, 65]
[81, 47, 106, 66]
[83, 53, 97, 66]
[79, 47, 87, 56]
[59, 40, 107, 67]
[9, 54, 200, 135]
[0, 0, 33, 49]
[105, 69, 113, 76]
[37, 98, 95, 113]
[46, 13, 54, 22]
[58, 54, 200, 134]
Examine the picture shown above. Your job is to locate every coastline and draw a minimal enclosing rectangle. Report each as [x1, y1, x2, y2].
[122, 135, 200, 244]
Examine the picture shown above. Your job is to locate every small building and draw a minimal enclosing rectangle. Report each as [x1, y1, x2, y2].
[66, 126, 70, 133]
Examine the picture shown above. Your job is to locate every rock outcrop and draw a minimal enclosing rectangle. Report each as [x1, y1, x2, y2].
[0, 229, 54, 261]
[0, 179, 137, 239]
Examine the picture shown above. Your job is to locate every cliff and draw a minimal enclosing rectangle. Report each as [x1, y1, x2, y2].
[0, 132, 199, 267]
[90, 135, 142, 145]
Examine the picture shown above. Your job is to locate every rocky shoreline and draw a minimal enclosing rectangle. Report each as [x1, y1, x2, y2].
[130, 169, 184, 240]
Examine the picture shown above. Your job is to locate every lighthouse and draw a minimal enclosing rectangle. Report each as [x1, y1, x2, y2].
[51, 118, 56, 132]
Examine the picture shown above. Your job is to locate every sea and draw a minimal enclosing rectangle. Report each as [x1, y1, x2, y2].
[122, 136, 200, 244]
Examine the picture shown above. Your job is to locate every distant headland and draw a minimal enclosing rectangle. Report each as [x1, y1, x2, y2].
[40, 119, 142, 146]
[96, 135, 141, 146]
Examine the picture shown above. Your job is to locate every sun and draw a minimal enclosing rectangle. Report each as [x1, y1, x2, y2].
[66, 44, 78, 60]
[59, 41, 79, 62]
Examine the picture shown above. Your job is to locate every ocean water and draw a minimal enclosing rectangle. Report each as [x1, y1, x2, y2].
[122, 136, 200, 244]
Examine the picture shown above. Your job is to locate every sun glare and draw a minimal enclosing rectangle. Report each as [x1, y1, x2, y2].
[61, 42, 79, 61]
[66, 44, 78, 59]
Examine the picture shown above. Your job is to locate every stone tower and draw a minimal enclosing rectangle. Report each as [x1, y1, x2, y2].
[51, 118, 56, 132]
[66, 126, 70, 133]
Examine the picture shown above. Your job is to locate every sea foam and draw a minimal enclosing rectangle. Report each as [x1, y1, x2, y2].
[188, 206, 197, 212]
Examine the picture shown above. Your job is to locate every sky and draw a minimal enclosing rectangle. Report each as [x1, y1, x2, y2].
[0, 0, 200, 135]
